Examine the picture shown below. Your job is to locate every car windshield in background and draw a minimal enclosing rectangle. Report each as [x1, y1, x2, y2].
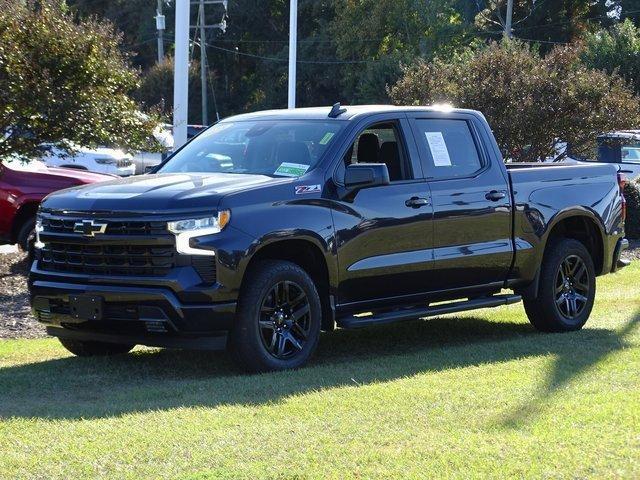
[621, 145, 640, 164]
[159, 121, 344, 177]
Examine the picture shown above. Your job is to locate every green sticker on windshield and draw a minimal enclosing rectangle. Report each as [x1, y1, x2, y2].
[319, 132, 335, 145]
[275, 162, 310, 177]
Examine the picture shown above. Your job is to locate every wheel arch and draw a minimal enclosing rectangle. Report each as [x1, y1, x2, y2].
[543, 210, 606, 275]
[243, 237, 336, 330]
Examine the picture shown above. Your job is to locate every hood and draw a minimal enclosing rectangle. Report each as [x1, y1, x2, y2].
[45, 167, 116, 184]
[41, 173, 287, 213]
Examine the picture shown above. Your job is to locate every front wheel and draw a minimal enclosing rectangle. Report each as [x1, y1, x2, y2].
[229, 260, 322, 372]
[523, 238, 596, 332]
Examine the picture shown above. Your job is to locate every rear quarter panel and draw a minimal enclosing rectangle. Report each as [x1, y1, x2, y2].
[507, 163, 623, 284]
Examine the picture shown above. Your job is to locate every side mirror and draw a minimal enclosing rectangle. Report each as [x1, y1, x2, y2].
[344, 163, 390, 190]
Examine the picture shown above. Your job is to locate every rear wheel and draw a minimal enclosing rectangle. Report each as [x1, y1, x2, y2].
[523, 238, 596, 332]
[58, 338, 135, 357]
[229, 260, 321, 372]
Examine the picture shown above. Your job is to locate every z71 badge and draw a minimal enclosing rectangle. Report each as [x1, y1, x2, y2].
[295, 185, 321, 195]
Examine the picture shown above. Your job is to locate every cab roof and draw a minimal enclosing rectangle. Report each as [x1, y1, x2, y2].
[221, 104, 480, 123]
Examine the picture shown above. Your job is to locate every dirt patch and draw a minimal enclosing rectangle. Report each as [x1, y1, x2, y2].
[0, 252, 45, 339]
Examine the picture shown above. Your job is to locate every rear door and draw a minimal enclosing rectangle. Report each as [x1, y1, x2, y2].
[408, 113, 513, 291]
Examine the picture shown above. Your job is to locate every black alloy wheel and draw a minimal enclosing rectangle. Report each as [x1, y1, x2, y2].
[554, 255, 590, 320]
[258, 280, 311, 359]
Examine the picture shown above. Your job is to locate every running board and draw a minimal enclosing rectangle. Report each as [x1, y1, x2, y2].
[337, 294, 522, 329]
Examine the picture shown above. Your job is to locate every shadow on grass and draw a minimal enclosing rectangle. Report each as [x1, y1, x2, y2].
[0, 311, 637, 421]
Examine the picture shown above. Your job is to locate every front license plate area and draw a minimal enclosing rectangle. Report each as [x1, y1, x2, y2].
[69, 295, 104, 321]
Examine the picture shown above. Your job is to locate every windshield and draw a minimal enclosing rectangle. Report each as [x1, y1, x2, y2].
[621, 144, 640, 164]
[159, 120, 344, 177]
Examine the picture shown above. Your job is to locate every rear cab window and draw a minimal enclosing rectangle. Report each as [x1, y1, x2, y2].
[411, 118, 484, 179]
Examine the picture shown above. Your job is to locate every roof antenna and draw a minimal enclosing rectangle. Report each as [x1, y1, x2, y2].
[328, 102, 347, 118]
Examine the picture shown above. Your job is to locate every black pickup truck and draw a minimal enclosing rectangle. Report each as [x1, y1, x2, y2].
[29, 105, 629, 371]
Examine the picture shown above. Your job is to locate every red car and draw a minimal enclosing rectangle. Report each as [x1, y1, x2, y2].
[0, 159, 112, 252]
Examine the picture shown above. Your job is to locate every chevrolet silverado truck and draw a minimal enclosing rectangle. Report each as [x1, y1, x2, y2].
[29, 105, 629, 372]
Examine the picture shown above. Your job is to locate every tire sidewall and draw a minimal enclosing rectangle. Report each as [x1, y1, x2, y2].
[233, 261, 322, 371]
[544, 239, 596, 330]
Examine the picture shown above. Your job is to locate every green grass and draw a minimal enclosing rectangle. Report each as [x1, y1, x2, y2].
[1, 265, 639, 479]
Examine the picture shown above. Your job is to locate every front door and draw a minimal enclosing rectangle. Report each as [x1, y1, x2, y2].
[330, 117, 435, 309]
[409, 114, 513, 291]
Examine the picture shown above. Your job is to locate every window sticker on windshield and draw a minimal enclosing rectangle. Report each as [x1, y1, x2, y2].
[319, 132, 335, 145]
[275, 162, 310, 177]
[425, 132, 452, 166]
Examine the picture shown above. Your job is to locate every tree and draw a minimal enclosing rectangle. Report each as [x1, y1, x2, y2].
[581, 19, 640, 94]
[389, 41, 640, 162]
[0, 0, 160, 159]
[332, 0, 474, 103]
[476, 1, 607, 46]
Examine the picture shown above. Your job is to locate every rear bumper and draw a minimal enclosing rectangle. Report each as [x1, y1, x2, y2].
[611, 238, 630, 272]
[30, 278, 236, 350]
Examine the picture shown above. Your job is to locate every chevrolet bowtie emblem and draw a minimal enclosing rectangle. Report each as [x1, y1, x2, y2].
[73, 220, 108, 237]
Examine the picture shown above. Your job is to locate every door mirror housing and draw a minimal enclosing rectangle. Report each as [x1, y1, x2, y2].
[344, 163, 390, 190]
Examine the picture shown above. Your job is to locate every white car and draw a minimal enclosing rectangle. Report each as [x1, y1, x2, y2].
[40, 143, 136, 177]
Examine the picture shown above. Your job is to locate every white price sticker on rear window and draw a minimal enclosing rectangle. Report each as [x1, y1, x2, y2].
[425, 132, 452, 167]
[275, 162, 310, 177]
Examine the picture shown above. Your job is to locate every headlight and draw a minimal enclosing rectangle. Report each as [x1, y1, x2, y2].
[167, 210, 230, 256]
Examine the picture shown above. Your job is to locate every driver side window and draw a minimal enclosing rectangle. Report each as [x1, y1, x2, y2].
[341, 122, 413, 182]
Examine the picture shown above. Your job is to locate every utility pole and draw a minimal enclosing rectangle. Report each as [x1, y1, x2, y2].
[288, 0, 297, 109]
[173, 0, 190, 148]
[505, 0, 514, 39]
[155, 0, 165, 63]
[199, 0, 208, 125]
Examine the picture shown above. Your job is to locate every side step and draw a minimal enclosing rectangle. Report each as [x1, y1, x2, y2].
[337, 294, 522, 329]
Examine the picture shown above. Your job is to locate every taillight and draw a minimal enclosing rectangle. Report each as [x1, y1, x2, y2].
[618, 172, 627, 222]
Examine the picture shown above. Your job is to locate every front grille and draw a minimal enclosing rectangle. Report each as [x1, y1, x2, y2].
[117, 158, 133, 168]
[41, 217, 168, 236]
[38, 214, 217, 282]
[40, 243, 175, 277]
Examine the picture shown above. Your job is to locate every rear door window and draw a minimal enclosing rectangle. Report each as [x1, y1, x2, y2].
[413, 119, 483, 179]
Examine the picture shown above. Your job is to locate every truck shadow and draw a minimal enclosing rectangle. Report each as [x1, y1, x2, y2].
[0, 311, 637, 422]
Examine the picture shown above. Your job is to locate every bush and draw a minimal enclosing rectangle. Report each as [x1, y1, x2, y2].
[624, 180, 640, 239]
[389, 41, 640, 162]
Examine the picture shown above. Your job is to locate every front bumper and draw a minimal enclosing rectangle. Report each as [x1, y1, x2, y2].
[30, 276, 236, 350]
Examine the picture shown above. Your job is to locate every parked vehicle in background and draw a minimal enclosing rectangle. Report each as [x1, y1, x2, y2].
[595, 131, 640, 181]
[130, 124, 175, 175]
[40, 143, 135, 177]
[30, 105, 628, 372]
[187, 125, 207, 139]
[0, 158, 112, 254]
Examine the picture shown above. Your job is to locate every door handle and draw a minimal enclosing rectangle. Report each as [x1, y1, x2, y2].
[485, 190, 507, 201]
[405, 197, 431, 208]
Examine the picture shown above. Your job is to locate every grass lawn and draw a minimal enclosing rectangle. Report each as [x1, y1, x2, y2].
[1, 264, 639, 479]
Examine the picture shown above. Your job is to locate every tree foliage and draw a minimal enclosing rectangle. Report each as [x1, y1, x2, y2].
[0, 0, 160, 159]
[390, 41, 640, 162]
[582, 19, 640, 94]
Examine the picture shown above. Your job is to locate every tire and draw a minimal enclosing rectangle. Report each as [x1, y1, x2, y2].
[17, 217, 36, 257]
[229, 260, 322, 372]
[523, 238, 596, 332]
[58, 338, 135, 357]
